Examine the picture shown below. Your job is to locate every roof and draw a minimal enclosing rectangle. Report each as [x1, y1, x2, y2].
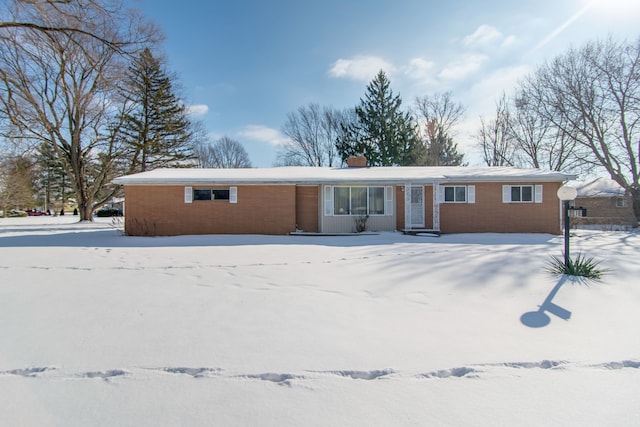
[112, 166, 574, 186]
[574, 177, 626, 198]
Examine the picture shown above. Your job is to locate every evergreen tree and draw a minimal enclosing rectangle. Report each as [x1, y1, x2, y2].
[418, 121, 467, 166]
[120, 48, 194, 173]
[0, 155, 35, 215]
[35, 143, 72, 212]
[336, 70, 420, 166]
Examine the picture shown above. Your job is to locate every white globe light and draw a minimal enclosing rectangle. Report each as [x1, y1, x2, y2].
[557, 185, 578, 201]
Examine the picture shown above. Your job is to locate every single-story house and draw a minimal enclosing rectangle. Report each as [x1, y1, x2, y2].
[112, 157, 574, 236]
[572, 177, 636, 227]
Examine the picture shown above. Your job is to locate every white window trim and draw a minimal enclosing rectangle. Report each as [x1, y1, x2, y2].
[184, 186, 193, 203]
[229, 186, 237, 204]
[385, 186, 394, 216]
[324, 186, 333, 216]
[616, 198, 628, 208]
[502, 185, 543, 203]
[327, 185, 388, 216]
[441, 185, 474, 204]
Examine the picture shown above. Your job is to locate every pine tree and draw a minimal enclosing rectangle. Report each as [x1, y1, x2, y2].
[0, 155, 35, 215]
[35, 143, 70, 212]
[336, 70, 420, 166]
[418, 121, 466, 166]
[120, 48, 194, 173]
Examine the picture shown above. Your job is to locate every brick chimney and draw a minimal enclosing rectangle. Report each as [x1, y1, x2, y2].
[347, 155, 367, 168]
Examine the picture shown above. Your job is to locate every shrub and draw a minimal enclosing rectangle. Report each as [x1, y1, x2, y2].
[546, 253, 608, 281]
[354, 215, 369, 233]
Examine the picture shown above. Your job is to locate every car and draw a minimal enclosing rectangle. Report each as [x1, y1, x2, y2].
[96, 207, 123, 217]
[26, 209, 51, 216]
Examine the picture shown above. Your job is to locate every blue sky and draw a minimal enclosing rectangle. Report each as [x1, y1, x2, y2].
[130, 0, 640, 167]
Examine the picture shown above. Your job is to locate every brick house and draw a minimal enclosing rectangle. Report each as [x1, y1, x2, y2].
[112, 159, 573, 236]
[573, 178, 637, 227]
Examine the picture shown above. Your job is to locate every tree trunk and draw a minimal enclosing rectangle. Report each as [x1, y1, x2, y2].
[79, 201, 93, 221]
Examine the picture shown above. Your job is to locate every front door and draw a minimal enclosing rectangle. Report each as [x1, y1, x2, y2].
[410, 186, 425, 228]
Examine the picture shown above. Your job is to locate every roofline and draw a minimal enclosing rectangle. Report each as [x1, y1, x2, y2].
[111, 166, 575, 186]
[114, 176, 574, 186]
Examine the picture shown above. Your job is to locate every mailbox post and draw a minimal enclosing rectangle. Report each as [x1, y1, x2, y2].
[557, 185, 578, 268]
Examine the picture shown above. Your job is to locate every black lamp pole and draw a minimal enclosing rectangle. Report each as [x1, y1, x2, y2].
[564, 200, 570, 268]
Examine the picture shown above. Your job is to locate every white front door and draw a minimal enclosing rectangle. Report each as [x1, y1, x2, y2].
[410, 186, 425, 228]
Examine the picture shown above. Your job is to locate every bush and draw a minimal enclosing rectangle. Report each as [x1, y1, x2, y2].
[354, 215, 369, 233]
[546, 253, 608, 281]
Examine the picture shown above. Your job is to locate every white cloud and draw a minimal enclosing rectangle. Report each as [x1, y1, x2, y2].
[404, 57, 435, 82]
[438, 54, 489, 81]
[501, 34, 518, 48]
[238, 125, 290, 147]
[186, 104, 209, 116]
[464, 25, 502, 47]
[328, 55, 395, 81]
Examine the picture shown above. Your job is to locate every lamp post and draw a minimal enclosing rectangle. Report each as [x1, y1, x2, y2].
[557, 185, 578, 268]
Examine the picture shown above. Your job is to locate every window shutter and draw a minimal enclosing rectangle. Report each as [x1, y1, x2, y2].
[324, 186, 333, 216]
[229, 187, 238, 204]
[502, 185, 510, 203]
[534, 185, 543, 203]
[385, 186, 393, 216]
[467, 185, 475, 204]
[184, 186, 193, 203]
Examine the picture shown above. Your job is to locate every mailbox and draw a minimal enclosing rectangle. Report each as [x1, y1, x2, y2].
[567, 206, 587, 218]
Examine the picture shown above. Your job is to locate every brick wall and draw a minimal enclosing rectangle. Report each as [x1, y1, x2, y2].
[124, 185, 297, 236]
[440, 182, 562, 234]
[573, 196, 636, 226]
[295, 186, 319, 232]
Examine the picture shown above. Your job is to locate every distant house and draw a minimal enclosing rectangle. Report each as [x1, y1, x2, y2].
[112, 156, 574, 236]
[573, 177, 636, 228]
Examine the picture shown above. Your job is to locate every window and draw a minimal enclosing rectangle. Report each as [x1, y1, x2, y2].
[369, 187, 385, 215]
[511, 186, 532, 202]
[331, 186, 387, 216]
[616, 198, 628, 208]
[186, 187, 237, 204]
[212, 189, 230, 200]
[444, 186, 467, 203]
[193, 189, 212, 201]
[502, 185, 542, 203]
[193, 189, 230, 201]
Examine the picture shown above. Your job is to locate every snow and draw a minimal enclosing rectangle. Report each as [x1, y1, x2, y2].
[573, 177, 626, 198]
[1, 216, 639, 426]
[112, 165, 572, 186]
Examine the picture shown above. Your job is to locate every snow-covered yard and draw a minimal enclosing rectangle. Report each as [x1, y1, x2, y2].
[1, 216, 639, 426]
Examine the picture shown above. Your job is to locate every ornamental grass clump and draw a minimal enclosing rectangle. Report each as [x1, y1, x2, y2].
[546, 253, 608, 281]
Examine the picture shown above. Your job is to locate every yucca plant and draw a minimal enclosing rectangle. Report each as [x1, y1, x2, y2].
[546, 253, 608, 281]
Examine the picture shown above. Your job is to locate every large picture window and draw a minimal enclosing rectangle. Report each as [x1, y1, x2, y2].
[332, 186, 386, 216]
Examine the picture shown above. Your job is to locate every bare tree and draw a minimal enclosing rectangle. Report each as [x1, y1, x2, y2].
[0, 0, 157, 220]
[518, 36, 640, 222]
[195, 136, 251, 168]
[414, 92, 467, 166]
[475, 93, 516, 166]
[508, 91, 589, 173]
[415, 91, 465, 137]
[278, 103, 348, 167]
[0, 0, 155, 53]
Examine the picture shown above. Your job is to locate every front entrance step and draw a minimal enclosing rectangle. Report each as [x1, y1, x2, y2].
[402, 229, 441, 237]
